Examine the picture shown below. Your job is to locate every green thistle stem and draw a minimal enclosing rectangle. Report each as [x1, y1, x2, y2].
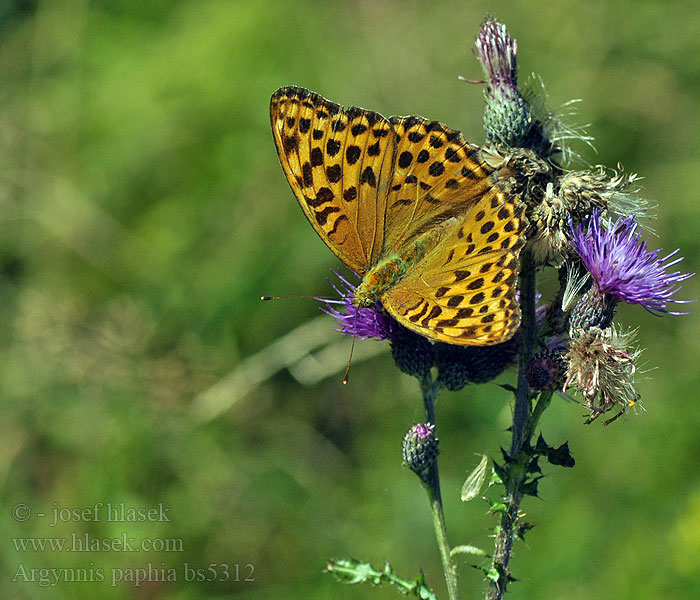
[486, 249, 539, 600]
[419, 374, 460, 600]
[511, 248, 536, 457]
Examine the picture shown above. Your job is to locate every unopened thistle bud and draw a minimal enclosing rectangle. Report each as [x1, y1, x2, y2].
[525, 349, 566, 391]
[390, 328, 435, 377]
[569, 287, 616, 331]
[436, 336, 519, 391]
[435, 344, 471, 391]
[402, 423, 439, 483]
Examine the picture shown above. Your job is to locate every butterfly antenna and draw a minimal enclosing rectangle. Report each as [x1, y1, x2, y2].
[261, 295, 331, 301]
[342, 310, 359, 385]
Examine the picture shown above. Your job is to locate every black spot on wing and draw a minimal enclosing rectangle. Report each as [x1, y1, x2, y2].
[328, 213, 349, 237]
[327, 139, 341, 157]
[346, 145, 361, 165]
[326, 164, 341, 183]
[307, 186, 334, 207]
[428, 161, 445, 176]
[315, 205, 340, 226]
[310, 147, 323, 167]
[398, 151, 413, 169]
[343, 186, 357, 202]
[283, 134, 299, 154]
[302, 162, 313, 187]
[360, 166, 377, 187]
[367, 141, 381, 156]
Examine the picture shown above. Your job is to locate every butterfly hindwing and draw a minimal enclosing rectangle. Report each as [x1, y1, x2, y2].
[270, 86, 396, 275]
[382, 186, 526, 345]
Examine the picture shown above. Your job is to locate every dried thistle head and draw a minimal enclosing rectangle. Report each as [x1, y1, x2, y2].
[525, 165, 648, 265]
[559, 165, 646, 221]
[528, 182, 571, 263]
[564, 326, 641, 425]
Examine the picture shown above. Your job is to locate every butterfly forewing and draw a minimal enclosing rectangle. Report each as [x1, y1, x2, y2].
[270, 86, 396, 275]
[382, 186, 526, 345]
[382, 116, 498, 255]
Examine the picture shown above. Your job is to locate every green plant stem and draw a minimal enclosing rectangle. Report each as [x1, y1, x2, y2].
[427, 475, 460, 600]
[510, 248, 536, 457]
[486, 249, 538, 600]
[420, 374, 461, 600]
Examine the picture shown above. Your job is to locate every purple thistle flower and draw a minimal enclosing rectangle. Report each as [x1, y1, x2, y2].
[413, 423, 434, 439]
[570, 210, 694, 315]
[471, 18, 532, 149]
[474, 18, 519, 97]
[315, 270, 399, 341]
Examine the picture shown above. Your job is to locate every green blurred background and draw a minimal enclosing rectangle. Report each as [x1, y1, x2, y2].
[0, 1, 698, 598]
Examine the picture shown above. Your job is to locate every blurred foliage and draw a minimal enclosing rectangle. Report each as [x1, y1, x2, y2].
[0, 1, 698, 599]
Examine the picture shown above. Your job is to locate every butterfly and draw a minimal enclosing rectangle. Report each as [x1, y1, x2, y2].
[270, 86, 525, 345]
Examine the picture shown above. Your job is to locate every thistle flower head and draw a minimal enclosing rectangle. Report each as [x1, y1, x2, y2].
[390, 327, 435, 377]
[528, 167, 646, 265]
[474, 17, 519, 98]
[473, 18, 532, 148]
[526, 349, 566, 391]
[570, 211, 694, 315]
[316, 270, 399, 340]
[402, 423, 440, 483]
[436, 336, 519, 391]
[564, 326, 641, 424]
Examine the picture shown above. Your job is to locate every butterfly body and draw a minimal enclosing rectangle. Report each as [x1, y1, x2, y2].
[271, 86, 526, 345]
[353, 255, 407, 308]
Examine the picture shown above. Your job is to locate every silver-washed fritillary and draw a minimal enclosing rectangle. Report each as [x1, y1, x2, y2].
[270, 86, 525, 345]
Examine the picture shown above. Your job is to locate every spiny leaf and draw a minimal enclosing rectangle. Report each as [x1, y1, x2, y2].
[535, 434, 575, 467]
[521, 476, 541, 497]
[547, 441, 575, 467]
[488, 465, 504, 486]
[325, 558, 438, 600]
[535, 433, 550, 454]
[527, 456, 542, 474]
[516, 521, 535, 542]
[492, 459, 507, 483]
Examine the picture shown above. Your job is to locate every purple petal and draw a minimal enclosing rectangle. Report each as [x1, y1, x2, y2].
[315, 270, 399, 341]
[570, 210, 694, 314]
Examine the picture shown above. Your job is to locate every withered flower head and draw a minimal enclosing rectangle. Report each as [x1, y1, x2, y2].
[564, 326, 641, 425]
